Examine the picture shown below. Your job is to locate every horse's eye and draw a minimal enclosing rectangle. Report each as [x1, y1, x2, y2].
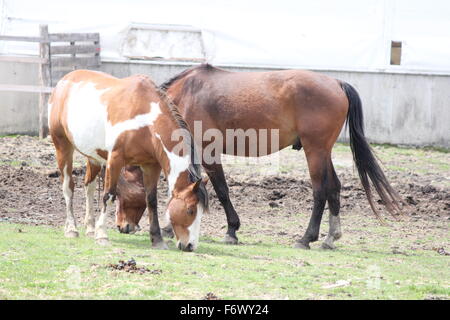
[187, 208, 194, 215]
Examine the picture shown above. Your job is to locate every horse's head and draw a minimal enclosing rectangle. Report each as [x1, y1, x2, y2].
[115, 204, 145, 234]
[166, 177, 208, 252]
[115, 166, 147, 234]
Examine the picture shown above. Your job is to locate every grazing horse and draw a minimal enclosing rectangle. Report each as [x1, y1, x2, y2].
[48, 69, 208, 251]
[115, 165, 147, 234]
[116, 64, 403, 250]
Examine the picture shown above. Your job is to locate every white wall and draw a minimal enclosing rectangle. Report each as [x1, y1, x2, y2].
[1, 60, 449, 148]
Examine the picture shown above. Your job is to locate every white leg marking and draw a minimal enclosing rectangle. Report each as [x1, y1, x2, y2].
[95, 193, 113, 245]
[84, 179, 97, 237]
[322, 214, 342, 249]
[63, 165, 78, 238]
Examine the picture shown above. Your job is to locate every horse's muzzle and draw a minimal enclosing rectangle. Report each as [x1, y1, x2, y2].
[117, 224, 139, 234]
[178, 242, 194, 252]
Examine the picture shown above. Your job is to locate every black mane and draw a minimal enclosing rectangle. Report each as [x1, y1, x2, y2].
[155, 88, 208, 210]
[159, 63, 215, 91]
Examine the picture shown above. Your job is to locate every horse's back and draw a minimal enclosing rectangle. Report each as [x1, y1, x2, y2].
[172, 66, 349, 151]
[49, 70, 158, 162]
[250, 69, 349, 149]
[177, 66, 347, 124]
[214, 68, 346, 112]
[286, 70, 349, 146]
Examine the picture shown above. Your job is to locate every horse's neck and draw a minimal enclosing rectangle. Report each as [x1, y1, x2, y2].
[154, 117, 192, 194]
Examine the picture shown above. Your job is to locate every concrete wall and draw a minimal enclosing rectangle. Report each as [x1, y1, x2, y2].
[0, 60, 449, 148]
[0, 62, 41, 135]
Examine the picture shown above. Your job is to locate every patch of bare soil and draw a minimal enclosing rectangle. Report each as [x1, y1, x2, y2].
[0, 136, 448, 252]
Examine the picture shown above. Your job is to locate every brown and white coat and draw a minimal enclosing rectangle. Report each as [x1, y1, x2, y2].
[48, 69, 208, 251]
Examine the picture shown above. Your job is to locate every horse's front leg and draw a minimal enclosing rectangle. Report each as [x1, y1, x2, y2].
[95, 153, 123, 245]
[84, 160, 101, 238]
[141, 164, 168, 250]
[203, 163, 241, 244]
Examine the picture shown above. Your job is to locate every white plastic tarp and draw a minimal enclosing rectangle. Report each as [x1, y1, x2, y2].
[1, 0, 449, 72]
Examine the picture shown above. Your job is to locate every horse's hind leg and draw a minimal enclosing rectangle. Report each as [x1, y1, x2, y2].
[84, 160, 101, 237]
[321, 160, 342, 250]
[295, 149, 329, 249]
[53, 137, 78, 238]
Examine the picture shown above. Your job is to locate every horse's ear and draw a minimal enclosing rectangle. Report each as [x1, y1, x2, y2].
[192, 176, 208, 192]
[192, 178, 202, 192]
[171, 189, 180, 198]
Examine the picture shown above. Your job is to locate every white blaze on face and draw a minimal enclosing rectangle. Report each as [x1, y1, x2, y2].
[172, 204, 204, 250]
[187, 203, 204, 250]
[163, 208, 172, 229]
[154, 133, 190, 194]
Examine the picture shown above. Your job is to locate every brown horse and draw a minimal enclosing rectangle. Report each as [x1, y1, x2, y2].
[48, 69, 208, 251]
[116, 63, 403, 249]
[115, 165, 147, 233]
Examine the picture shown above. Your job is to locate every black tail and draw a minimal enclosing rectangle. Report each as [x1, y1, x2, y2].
[341, 81, 403, 221]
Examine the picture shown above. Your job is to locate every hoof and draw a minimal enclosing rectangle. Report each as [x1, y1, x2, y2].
[152, 241, 169, 250]
[96, 238, 110, 246]
[64, 231, 79, 238]
[294, 241, 310, 250]
[321, 242, 337, 250]
[161, 227, 174, 239]
[224, 234, 238, 245]
[85, 231, 95, 238]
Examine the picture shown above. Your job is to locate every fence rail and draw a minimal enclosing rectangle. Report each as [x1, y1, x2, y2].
[51, 56, 101, 69]
[0, 84, 53, 93]
[0, 55, 47, 63]
[51, 44, 100, 55]
[49, 33, 100, 42]
[0, 35, 46, 42]
[0, 25, 101, 138]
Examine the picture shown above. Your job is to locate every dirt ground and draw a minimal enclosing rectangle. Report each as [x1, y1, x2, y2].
[0, 135, 448, 251]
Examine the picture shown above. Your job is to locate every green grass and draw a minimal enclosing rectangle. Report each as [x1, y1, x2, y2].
[0, 134, 21, 138]
[334, 142, 449, 155]
[0, 223, 448, 300]
[374, 143, 450, 154]
[0, 160, 27, 167]
[331, 142, 450, 181]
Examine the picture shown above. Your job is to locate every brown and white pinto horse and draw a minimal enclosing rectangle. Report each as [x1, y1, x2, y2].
[48, 70, 208, 251]
[117, 64, 403, 250]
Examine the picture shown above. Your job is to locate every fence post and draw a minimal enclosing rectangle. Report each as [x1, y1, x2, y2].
[38, 24, 51, 138]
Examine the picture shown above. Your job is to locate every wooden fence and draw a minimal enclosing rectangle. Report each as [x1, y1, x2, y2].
[0, 25, 100, 138]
